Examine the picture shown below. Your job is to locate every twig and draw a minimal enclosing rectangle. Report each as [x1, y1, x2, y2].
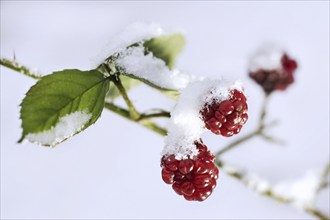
[215, 94, 274, 156]
[259, 93, 269, 125]
[317, 162, 330, 193]
[305, 208, 330, 220]
[138, 111, 171, 121]
[217, 160, 330, 220]
[259, 133, 286, 145]
[104, 102, 167, 136]
[215, 129, 262, 156]
[0, 58, 41, 79]
[110, 75, 140, 120]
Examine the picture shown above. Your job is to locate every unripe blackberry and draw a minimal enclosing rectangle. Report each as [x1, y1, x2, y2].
[161, 141, 219, 201]
[249, 53, 297, 94]
[201, 89, 248, 137]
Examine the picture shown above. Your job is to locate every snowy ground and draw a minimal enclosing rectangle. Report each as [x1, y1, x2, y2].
[1, 1, 329, 219]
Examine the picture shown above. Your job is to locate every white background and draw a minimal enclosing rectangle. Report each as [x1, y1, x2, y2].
[1, 1, 329, 219]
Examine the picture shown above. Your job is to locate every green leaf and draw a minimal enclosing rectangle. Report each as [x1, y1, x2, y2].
[106, 75, 140, 101]
[144, 33, 185, 69]
[19, 69, 109, 147]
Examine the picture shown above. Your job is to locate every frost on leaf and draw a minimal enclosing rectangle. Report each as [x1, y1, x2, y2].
[26, 111, 92, 146]
[95, 22, 187, 99]
[163, 79, 244, 159]
[116, 46, 195, 90]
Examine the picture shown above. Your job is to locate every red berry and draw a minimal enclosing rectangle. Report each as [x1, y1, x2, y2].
[194, 160, 212, 174]
[193, 174, 212, 188]
[282, 54, 297, 73]
[174, 171, 185, 182]
[178, 159, 194, 174]
[249, 53, 298, 94]
[233, 127, 241, 135]
[233, 100, 243, 112]
[215, 112, 226, 123]
[220, 128, 234, 137]
[205, 118, 222, 131]
[201, 89, 248, 137]
[210, 166, 219, 180]
[181, 181, 195, 196]
[162, 168, 174, 184]
[240, 114, 248, 125]
[172, 182, 183, 195]
[196, 142, 208, 152]
[163, 155, 178, 171]
[195, 185, 213, 201]
[161, 141, 219, 201]
[218, 100, 234, 116]
[183, 194, 195, 201]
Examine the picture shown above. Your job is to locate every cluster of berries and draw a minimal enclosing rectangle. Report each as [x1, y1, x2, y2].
[161, 89, 248, 201]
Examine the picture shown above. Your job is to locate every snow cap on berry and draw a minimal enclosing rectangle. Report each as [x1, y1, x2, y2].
[163, 79, 244, 159]
[248, 44, 298, 94]
[248, 44, 285, 72]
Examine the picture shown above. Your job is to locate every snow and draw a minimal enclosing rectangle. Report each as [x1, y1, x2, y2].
[92, 22, 193, 90]
[273, 171, 322, 209]
[236, 166, 322, 209]
[92, 23, 249, 159]
[162, 79, 244, 159]
[92, 22, 164, 66]
[26, 111, 92, 147]
[245, 173, 271, 193]
[222, 164, 271, 193]
[249, 44, 284, 72]
[115, 45, 195, 90]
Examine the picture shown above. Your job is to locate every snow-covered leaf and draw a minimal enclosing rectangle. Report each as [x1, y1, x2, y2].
[106, 33, 185, 100]
[144, 33, 185, 69]
[19, 69, 109, 146]
[115, 46, 193, 91]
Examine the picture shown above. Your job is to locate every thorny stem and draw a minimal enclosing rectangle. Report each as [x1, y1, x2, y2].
[106, 75, 169, 135]
[216, 160, 330, 220]
[306, 208, 330, 220]
[110, 75, 141, 120]
[317, 162, 330, 193]
[104, 102, 167, 136]
[104, 102, 130, 119]
[215, 94, 271, 156]
[215, 129, 263, 156]
[138, 111, 171, 121]
[0, 58, 41, 79]
[259, 93, 269, 125]
[2, 58, 329, 220]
